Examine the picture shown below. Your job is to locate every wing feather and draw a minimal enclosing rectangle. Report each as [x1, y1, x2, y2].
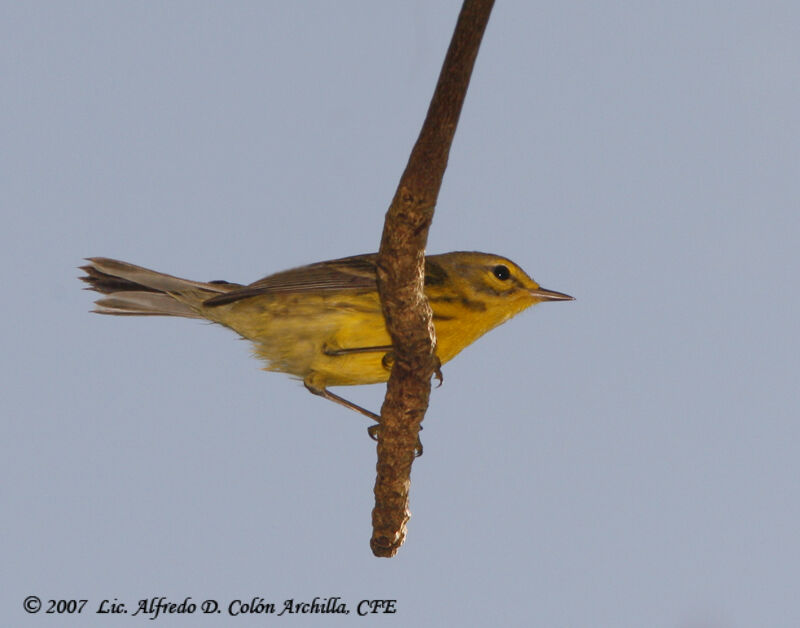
[203, 254, 378, 306]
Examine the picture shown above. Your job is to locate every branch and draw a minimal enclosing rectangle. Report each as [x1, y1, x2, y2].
[371, 0, 495, 558]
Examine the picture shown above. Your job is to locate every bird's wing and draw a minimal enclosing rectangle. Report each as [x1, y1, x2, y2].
[203, 254, 379, 306]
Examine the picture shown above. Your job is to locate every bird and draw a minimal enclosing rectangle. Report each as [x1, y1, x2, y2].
[81, 252, 573, 448]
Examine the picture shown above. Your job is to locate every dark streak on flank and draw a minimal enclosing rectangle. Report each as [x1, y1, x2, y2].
[424, 260, 449, 286]
[428, 294, 487, 311]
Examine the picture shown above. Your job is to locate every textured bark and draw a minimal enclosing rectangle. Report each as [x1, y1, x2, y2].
[371, 0, 495, 557]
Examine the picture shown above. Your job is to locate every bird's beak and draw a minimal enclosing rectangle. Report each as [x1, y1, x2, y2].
[529, 287, 575, 302]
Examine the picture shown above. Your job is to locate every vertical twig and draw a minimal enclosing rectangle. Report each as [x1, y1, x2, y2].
[371, 0, 495, 557]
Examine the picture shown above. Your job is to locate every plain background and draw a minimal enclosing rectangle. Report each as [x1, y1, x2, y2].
[3, 2, 799, 627]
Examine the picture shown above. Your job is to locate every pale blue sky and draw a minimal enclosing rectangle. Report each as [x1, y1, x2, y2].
[3, 2, 799, 627]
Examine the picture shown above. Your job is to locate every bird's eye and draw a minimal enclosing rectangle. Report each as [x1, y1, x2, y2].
[493, 265, 510, 281]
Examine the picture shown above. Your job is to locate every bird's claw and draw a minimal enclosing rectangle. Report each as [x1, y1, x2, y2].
[433, 356, 443, 388]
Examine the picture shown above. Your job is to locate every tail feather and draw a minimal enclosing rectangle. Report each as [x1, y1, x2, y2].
[92, 292, 203, 317]
[80, 257, 242, 318]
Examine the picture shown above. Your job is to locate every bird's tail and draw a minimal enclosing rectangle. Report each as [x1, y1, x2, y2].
[80, 257, 241, 318]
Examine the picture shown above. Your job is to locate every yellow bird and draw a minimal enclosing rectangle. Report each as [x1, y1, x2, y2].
[81, 253, 572, 441]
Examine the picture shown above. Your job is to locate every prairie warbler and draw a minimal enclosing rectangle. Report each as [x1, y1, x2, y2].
[81, 253, 572, 440]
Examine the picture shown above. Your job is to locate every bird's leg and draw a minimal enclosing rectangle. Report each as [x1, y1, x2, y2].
[315, 344, 439, 457]
[322, 344, 394, 356]
[304, 375, 423, 457]
[324, 343, 443, 387]
[303, 380, 381, 421]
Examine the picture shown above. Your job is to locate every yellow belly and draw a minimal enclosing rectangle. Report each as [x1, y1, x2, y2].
[201, 289, 498, 387]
